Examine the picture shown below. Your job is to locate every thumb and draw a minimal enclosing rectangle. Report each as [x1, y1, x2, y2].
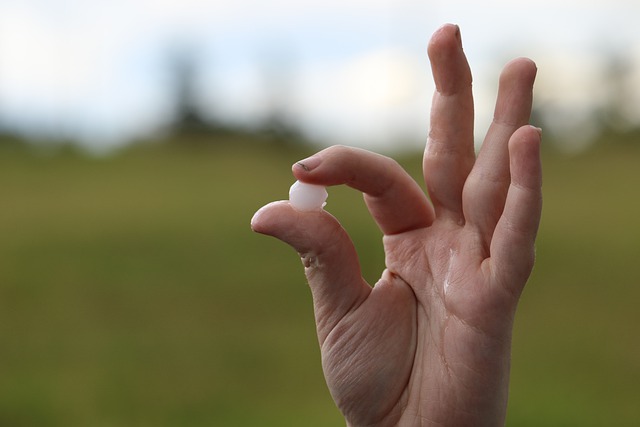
[251, 200, 371, 343]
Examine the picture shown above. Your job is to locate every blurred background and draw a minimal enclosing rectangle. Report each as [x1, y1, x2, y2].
[1, 0, 639, 426]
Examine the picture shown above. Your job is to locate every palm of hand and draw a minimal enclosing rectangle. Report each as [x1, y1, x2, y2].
[322, 224, 520, 426]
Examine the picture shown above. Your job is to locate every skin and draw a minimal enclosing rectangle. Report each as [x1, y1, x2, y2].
[251, 24, 542, 427]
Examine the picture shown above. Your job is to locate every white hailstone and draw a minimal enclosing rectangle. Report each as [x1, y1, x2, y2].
[288, 181, 328, 212]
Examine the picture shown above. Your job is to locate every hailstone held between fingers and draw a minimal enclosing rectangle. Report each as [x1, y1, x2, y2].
[289, 181, 328, 212]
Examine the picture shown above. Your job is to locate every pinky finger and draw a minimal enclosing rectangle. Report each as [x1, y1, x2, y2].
[489, 125, 542, 295]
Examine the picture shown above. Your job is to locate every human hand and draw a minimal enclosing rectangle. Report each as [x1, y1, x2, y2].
[251, 24, 541, 427]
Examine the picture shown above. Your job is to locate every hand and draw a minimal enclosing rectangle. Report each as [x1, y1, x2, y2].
[251, 24, 541, 427]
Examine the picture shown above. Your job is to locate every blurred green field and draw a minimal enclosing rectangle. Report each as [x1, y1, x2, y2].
[1, 138, 639, 426]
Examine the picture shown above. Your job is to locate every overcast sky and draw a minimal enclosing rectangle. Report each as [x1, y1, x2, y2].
[1, 0, 640, 152]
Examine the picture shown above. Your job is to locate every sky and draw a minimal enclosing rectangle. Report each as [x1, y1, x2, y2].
[1, 0, 640, 153]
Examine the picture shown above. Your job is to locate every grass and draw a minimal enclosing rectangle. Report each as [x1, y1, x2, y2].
[0, 137, 639, 426]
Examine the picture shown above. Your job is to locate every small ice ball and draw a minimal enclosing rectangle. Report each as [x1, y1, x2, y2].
[289, 181, 328, 212]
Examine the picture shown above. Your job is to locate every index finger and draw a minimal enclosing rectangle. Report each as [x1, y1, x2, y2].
[293, 145, 433, 235]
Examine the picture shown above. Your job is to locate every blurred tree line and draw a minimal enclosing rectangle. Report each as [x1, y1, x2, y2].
[532, 47, 640, 152]
[1, 46, 639, 153]
[0, 45, 305, 152]
[162, 49, 303, 146]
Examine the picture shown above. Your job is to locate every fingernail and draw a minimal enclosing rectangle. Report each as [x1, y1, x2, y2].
[454, 24, 462, 47]
[294, 155, 321, 172]
[531, 125, 543, 137]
